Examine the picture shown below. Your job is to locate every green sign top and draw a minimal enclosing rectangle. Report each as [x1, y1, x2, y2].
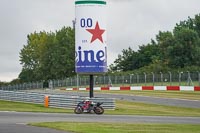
[75, 1, 106, 5]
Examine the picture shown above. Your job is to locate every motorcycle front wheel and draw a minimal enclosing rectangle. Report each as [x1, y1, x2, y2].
[94, 106, 104, 115]
[74, 106, 83, 114]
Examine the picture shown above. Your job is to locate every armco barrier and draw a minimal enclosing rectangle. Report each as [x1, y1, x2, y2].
[47, 95, 115, 109]
[65, 86, 200, 91]
[0, 91, 44, 104]
[0, 90, 115, 110]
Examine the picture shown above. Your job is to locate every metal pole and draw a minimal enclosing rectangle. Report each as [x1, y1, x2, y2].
[123, 76, 125, 85]
[136, 73, 139, 86]
[85, 77, 87, 86]
[144, 72, 146, 86]
[115, 75, 117, 85]
[89, 75, 94, 98]
[151, 72, 154, 86]
[179, 71, 183, 86]
[70, 78, 72, 86]
[186, 71, 193, 86]
[187, 71, 190, 86]
[198, 71, 200, 86]
[130, 74, 134, 85]
[104, 75, 106, 86]
[179, 72, 181, 86]
[94, 76, 97, 87]
[168, 71, 172, 86]
[76, 74, 79, 90]
[160, 72, 163, 86]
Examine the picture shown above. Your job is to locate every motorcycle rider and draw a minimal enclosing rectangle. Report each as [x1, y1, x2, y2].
[83, 99, 94, 112]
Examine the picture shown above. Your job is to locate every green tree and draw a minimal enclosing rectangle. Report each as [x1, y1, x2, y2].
[137, 41, 160, 68]
[112, 47, 138, 71]
[109, 14, 200, 72]
[110, 40, 160, 72]
[46, 27, 75, 79]
[156, 31, 174, 65]
[168, 28, 199, 68]
[19, 27, 75, 82]
[19, 32, 47, 81]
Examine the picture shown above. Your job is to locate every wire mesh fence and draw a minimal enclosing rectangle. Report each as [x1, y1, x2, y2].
[1, 71, 200, 91]
[0, 82, 43, 91]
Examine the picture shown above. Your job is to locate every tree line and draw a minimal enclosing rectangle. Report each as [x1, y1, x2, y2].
[109, 14, 200, 73]
[19, 27, 75, 82]
[2, 14, 200, 84]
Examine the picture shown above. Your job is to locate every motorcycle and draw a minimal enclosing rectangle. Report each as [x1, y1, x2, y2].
[74, 100, 104, 115]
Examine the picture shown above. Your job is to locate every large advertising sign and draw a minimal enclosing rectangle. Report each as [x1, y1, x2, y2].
[75, 0, 107, 74]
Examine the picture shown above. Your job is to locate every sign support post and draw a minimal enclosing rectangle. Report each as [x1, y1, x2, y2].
[75, 0, 107, 98]
[89, 75, 94, 98]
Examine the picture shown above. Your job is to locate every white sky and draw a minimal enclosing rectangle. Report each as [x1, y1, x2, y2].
[0, 0, 200, 82]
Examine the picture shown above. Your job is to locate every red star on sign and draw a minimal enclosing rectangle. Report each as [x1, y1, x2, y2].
[86, 22, 105, 43]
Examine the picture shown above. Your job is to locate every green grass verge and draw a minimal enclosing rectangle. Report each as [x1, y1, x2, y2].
[94, 90, 200, 100]
[0, 100, 71, 113]
[107, 100, 200, 116]
[1, 100, 200, 116]
[30, 122, 200, 133]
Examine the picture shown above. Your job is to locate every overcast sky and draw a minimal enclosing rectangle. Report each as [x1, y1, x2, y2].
[1, 0, 200, 82]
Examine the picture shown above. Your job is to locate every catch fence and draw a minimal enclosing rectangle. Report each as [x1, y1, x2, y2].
[1, 71, 200, 91]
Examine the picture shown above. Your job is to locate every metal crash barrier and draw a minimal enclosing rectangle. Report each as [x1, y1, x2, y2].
[0, 90, 115, 110]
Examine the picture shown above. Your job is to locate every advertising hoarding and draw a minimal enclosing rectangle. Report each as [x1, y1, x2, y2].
[75, 0, 107, 74]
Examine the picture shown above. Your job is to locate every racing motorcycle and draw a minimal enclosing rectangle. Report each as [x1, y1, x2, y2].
[74, 100, 104, 115]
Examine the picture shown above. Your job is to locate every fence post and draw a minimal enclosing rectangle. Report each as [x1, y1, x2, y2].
[121, 76, 124, 85]
[160, 72, 163, 86]
[151, 72, 154, 86]
[179, 71, 183, 86]
[143, 72, 146, 86]
[168, 71, 172, 86]
[76, 74, 79, 89]
[129, 74, 134, 85]
[136, 73, 139, 86]
[186, 71, 193, 86]
[115, 75, 117, 85]
[198, 71, 200, 86]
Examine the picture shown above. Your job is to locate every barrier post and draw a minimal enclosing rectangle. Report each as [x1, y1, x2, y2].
[44, 95, 49, 108]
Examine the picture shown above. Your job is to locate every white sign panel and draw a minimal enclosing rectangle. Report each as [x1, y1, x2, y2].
[75, 0, 107, 74]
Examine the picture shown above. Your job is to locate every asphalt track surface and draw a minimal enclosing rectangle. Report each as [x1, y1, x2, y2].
[1, 111, 200, 133]
[1, 91, 200, 133]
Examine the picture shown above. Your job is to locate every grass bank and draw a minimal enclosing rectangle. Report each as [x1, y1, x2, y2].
[94, 90, 200, 100]
[0, 100, 71, 113]
[107, 100, 200, 116]
[30, 122, 200, 133]
[1, 100, 200, 116]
